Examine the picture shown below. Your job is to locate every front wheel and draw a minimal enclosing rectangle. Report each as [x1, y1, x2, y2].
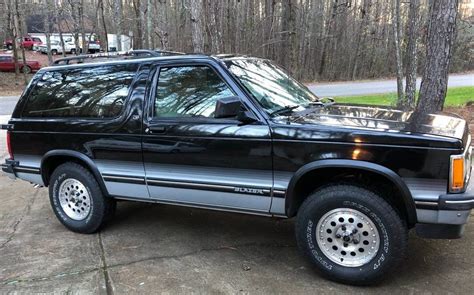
[295, 184, 408, 285]
[49, 162, 116, 233]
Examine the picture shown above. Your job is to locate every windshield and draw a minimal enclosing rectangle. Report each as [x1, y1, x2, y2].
[224, 58, 319, 115]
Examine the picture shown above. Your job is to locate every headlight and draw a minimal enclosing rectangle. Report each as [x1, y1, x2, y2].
[450, 135, 472, 193]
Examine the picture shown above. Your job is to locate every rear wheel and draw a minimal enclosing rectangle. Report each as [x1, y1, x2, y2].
[51, 49, 58, 55]
[21, 65, 31, 74]
[7, 44, 13, 50]
[49, 162, 116, 233]
[295, 184, 407, 285]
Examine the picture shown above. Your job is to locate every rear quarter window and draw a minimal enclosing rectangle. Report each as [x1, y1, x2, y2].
[22, 64, 138, 118]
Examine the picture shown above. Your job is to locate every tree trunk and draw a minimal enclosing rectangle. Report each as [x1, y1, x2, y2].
[416, 0, 459, 114]
[155, 0, 170, 50]
[114, 0, 123, 51]
[45, 0, 54, 64]
[80, 0, 87, 54]
[207, 0, 222, 53]
[402, 0, 420, 110]
[13, 0, 27, 84]
[393, 0, 404, 105]
[99, 0, 108, 52]
[189, 0, 204, 53]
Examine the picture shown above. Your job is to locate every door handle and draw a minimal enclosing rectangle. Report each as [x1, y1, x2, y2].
[146, 126, 167, 134]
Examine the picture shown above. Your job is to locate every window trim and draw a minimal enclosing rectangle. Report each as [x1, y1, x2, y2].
[20, 64, 140, 121]
[146, 60, 263, 125]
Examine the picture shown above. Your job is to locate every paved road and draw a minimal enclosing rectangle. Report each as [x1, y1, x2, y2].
[1, 174, 474, 293]
[308, 73, 474, 97]
[0, 96, 19, 116]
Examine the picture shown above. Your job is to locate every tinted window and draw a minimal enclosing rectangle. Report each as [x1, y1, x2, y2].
[154, 65, 234, 118]
[23, 64, 138, 118]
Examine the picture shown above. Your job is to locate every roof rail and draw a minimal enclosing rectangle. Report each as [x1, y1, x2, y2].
[51, 52, 124, 66]
[51, 49, 186, 66]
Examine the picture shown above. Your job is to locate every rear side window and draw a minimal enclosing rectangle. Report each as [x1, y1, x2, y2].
[23, 64, 138, 118]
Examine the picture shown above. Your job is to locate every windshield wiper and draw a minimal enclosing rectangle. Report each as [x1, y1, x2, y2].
[269, 105, 300, 117]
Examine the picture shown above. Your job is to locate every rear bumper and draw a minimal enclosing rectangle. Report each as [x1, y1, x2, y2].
[1, 158, 18, 178]
[415, 180, 473, 239]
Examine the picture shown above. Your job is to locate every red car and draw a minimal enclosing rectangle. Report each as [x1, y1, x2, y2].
[4, 36, 43, 50]
[0, 55, 41, 73]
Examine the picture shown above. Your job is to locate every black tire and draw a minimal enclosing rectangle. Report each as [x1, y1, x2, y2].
[21, 66, 31, 74]
[295, 184, 408, 285]
[49, 162, 116, 234]
[7, 44, 13, 50]
[70, 49, 76, 55]
[51, 49, 58, 55]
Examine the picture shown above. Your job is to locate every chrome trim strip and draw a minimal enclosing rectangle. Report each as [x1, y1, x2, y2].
[148, 178, 232, 190]
[101, 173, 287, 198]
[147, 177, 275, 197]
[449, 134, 471, 193]
[445, 199, 474, 205]
[113, 195, 274, 217]
[102, 174, 146, 185]
[14, 166, 41, 174]
[272, 189, 286, 198]
[415, 201, 439, 206]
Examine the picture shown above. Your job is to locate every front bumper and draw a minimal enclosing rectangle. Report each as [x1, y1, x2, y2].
[416, 179, 473, 239]
[438, 181, 474, 210]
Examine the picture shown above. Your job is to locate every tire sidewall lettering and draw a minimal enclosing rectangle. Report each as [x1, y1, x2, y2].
[306, 219, 333, 271]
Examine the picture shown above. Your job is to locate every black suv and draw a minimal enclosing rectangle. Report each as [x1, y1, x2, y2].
[2, 53, 473, 285]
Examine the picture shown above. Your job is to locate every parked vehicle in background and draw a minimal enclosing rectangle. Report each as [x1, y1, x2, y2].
[37, 40, 75, 55]
[107, 34, 132, 52]
[4, 36, 43, 50]
[0, 55, 41, 73]
[85, 41, 101, 53]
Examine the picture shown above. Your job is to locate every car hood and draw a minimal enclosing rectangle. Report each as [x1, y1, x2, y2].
[274, 104, 468, 149]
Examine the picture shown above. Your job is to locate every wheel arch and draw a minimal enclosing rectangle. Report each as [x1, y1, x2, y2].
[285, 159, 417, 226]
[41, 150, 109, 197]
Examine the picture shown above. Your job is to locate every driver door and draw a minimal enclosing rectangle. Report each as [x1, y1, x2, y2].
[142, 60, 273, 214]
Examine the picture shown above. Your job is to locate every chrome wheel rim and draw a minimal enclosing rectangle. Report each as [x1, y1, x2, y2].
[316, 208, 380, 267]
[58, 178, 91, 221]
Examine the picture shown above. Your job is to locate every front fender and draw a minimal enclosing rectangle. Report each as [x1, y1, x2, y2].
[285, 159, 417, 225]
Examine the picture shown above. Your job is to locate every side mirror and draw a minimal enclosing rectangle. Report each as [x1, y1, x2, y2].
[237, 109, 258, 124]
[214, 96, 258, 124]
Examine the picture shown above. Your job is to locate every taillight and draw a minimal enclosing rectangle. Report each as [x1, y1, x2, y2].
[6, 131, 13, 159]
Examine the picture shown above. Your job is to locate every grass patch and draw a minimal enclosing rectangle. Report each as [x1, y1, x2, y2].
[334, 86, 474, 107]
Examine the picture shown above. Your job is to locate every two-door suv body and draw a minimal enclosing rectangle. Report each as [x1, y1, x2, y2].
[2, 52, 473, 285]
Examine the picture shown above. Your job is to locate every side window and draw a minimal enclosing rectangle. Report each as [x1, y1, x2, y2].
[22, 64, 138, 118]
[154, 65, 235, 118]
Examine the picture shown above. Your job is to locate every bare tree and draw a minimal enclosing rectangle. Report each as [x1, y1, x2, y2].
[113, 0, 123, 51]
[417, 0, 460, 114]
[189, 0, 204, 53]
[401, 0, 420, 110]
[0, 0, 472, 86]
[393, 0, 404, 104]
